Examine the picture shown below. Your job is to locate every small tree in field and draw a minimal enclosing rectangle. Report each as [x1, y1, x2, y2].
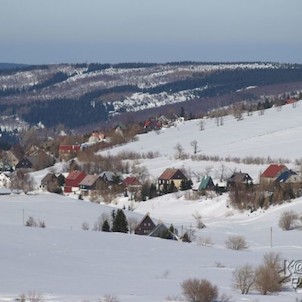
[190, 140, 198, 154]
[233, 264, 255, 294]
[254, 252, 282, 295]
[112, 209, 128, 233]
[181, 278, 218, 302]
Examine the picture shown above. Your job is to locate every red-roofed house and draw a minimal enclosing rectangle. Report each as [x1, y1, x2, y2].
[123, 176, 142, 200]
[260, 164, 288, 184]
[64, 170, 86, 193]
[59, 145, 81, 160]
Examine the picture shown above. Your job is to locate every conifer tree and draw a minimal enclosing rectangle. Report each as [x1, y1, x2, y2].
[102, 219, 110, 232]
[112, 209, 128, 233]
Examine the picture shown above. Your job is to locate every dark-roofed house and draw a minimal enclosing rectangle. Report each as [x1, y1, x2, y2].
[158, 168, 187, 191]
[198, 176, 215, 191]
[134, 213, 156, 235]
[260, 164, 288, 184]
[40, 173, 59, 193]
[227, 172, 253, 188]
[275, 170, 302, 185]
[64, 170, 86, 193]
[15, 157, 33, 170]
[149, 223, 178, 240]
[100, 171, 123, 185]
[79, 174, 102, 196]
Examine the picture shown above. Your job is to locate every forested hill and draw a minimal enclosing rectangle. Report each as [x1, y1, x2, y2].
[0, 62, 302, 130]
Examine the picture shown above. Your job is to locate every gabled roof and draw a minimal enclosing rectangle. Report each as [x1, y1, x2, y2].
[59, 145, 81, 152]
[41, 173, 57, 184]
[123, 176, 141, 187]
[149, 223, 178, 240]
[79, 175, 99, 186]
[261, 164, 288, 178]
[66, 170, 86, 181]
[100, 171, 123, 182]
[158, 168, 186, 181]
[275, 170, 297, 183]
[228, 172, 253, 183]
[198, 176, 214, 190]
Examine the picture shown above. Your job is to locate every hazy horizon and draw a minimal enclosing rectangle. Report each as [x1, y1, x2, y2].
[1, 0, 302, 65]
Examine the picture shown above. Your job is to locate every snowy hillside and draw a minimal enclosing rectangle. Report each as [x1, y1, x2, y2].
[102, 101, 302, 182]
[1, 102, 302, 301]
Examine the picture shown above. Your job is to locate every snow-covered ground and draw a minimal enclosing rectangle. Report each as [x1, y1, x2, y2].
[1, 101, 302, 301]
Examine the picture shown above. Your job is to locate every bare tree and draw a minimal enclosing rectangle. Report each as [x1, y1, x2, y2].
[233, 264, 255, 294]
[174, 143, 184, 159]
[198, 120, 205, 131]
[192, 211, 206, 229]
[127, 216, 139, 234]
[190, 140, 198, 154]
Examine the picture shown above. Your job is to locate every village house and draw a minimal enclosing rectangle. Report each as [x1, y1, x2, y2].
[64, 170, 86, 193]
[59, 144, 81, 161]
[197, 176, 215, 191]
[135, 213, 177, 240]
[79, 174, 102, 196]
[227, 172, 253, 188]
[0, 172, 11, 188]
[134, 213, 157, 235]
[40, 173, 60, 193]
[158, 168, 187, 191]
[15, 156, 33, 171]
[260, 164, 289, 184]
[100, 171, 123, 185]
[123, 176, 142, 200]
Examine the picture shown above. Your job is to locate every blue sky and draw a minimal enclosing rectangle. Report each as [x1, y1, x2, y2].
[1, 0, 302, 64]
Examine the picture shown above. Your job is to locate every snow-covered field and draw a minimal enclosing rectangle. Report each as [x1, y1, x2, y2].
[1, 102, 302, 301]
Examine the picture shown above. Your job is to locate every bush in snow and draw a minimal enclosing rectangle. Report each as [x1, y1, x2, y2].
[25, 216, 46, 228]
[225, 235, 248, 250]
[254, 252, 283, 295]
[278, 210, 299, 230]
[181, 278, 218, 302]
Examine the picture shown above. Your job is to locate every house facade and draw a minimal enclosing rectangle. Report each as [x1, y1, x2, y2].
[260, 164, 288, 184]
[158, 168, 187, 191]
[59, 144, 81, 160]
[64, 170, 86, 193]
[134, 214, 157, 235]
[227, 172, 253, 188]
[79, 174, 102, 196]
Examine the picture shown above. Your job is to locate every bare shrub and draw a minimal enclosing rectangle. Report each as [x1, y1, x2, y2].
[19, 292, 44, 302]
[278, 210, 299, 230]
[197, 236, 213, 247]
[232, 264, 255, 294]
[127, 216, 139, 234]
[254, 252, 282, 295]
[181, 278, 218, 302]
[99, 294, 120, 302]
[81, 222, 90, 231]
[25, 217, 46, 228]
[225, 235, 248, 250]
[192, 212, 206, 229]
[26, 216, 38, 227]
